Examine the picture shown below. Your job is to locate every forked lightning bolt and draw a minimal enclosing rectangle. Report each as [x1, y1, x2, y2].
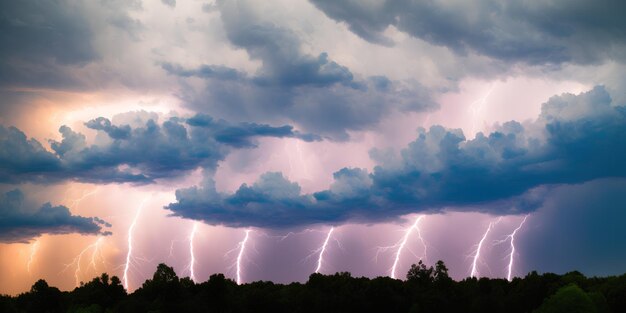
[236, 229, 251, 285]
[188, 222, 199, 282]
[392, 216, 425, 279]
[315, 227, 334, 273]
[469, 217, 501, 278]
[61, 237, 105, 286]
[123, 197, 148, 291]
[376, 215, 427, 279]
[493, 215, 530, 281]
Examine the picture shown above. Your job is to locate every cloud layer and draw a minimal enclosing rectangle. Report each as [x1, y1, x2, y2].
[310, 0, 626, 65]
[0, 189, 110, 243]
[165, 0, 436, 140]
[0, 113, 319, 184]
[167, 86, 626, 228]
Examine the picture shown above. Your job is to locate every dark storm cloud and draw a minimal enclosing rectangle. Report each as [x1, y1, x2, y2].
[0, 0, 143, 89]
[0, 113, 320, 184]
[0, 189, 110, 243]
[310, 0, 626, 65]
[166, 0, 436, 140]
[0, 0, 95, 88]
[167, 86, 626, 228]
[0, 0, 95, 65]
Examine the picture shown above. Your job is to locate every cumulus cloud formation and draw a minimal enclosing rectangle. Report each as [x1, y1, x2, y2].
[0, 113, 320, 184]
[310, 0, 626, 65]
[165, 0, 436, 139]
[167, 86, 626, 228]
[0, 189, 110, 243]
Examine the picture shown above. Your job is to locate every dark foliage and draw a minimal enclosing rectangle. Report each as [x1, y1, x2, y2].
[2, 261, 625, 313]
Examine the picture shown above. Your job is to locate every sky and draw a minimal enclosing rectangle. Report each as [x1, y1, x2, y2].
[1, 0, 626, 295]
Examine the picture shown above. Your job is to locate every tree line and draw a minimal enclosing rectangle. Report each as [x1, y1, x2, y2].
[1, 260, 625, 313]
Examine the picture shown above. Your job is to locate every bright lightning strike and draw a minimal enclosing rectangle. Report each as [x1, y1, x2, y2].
[236, 229, 251, 285]
[123, 197, 148, 291]
[188, 222, 199, 282]
[469, 217, 501, 278]
[391, 216, 425, 279]
[314, 227, 334, 273]
[61, 237, 105, 286]
[501, 215, 529, 281]
[27, 240, 40, 275]
[376, 215, 426, 279]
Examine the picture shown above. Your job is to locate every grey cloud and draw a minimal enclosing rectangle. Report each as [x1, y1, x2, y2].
[84, 117, 131, 140]
[0, 0, 95, 66]
[165, 0, 436, 139]
[0, 112, 320, 184]
[167, 86, 626, 228]
[0, 126, 63, 183]
[310, 0, 626, 65]
[0, 0, 96, 89]
[161, 63, 246, 82]
[161, 0, 176, 8]
[0, 0, 144, 90]
[0, 189, 110, 243]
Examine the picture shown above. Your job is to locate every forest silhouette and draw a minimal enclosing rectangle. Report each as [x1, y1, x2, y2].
[2, 260, 625, 313]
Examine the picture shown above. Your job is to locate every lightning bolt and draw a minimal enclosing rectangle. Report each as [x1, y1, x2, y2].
[235, 229, 251, 285]
[314, 227, 334, 273]
[123, 197, 148, 291]
[27, 240, 40, 275]
[469, 217, 501, 278]
[188, 222, 199, 282]
[391, 216, 425, 279]
[61, 237, 105, 286]
[65, 186, 100, 210]
[375, 215, 427, 279]
[493, 215, 529, 281]
[264, 228, 320, 242]
[168, 240, 177, 259]
[468, 84, 495, 136]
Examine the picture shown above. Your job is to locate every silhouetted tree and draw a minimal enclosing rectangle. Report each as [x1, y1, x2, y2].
[406, 260, 434, 285]
[4, 260, 626, 313]
[16, 279, 64, 313]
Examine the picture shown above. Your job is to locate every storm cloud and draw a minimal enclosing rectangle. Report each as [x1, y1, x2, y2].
[0, 0, 144, 90]
[310, 0, 626, 65]
[0, 189, 110, 243]
[167, 86, 626, 228]
[165, 0, 436, 140]
[0, 113, 320, 184]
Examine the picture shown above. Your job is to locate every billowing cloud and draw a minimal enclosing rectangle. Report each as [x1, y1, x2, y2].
[165, 0, 436, 139]
[310, 0, 626, 65]
[0, 113, 320, 184]
[167, 86, 626, 228]
[0, 189, 110, 243]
